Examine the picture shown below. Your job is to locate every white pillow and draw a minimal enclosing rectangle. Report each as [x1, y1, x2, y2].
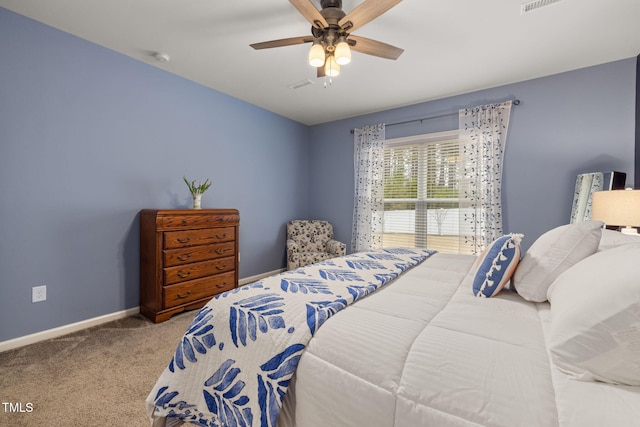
[512, 221, 603, 302]
[547, 244, 640, 386]
[598, 229, 640, 251]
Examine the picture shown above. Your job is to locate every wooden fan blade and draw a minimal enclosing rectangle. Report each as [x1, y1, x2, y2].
[339, 0, 402, 32]
[250, 36, 313, 50]
[289, 0, 328, 29]
[317, 65, 326, 78]
[349, 35, 404, 60]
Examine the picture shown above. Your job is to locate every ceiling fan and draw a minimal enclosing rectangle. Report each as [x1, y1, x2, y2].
[250, 0, 404, 77]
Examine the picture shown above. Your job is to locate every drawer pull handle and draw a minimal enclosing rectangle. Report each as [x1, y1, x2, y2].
[177, 254, 191, 261]
[215, 248, 227, 255]
[216, 282, 227, 289]
[216, 264, 227, 270]
[215, 234, 227, 239]
[177, 291, 192, 299]
[177, 236, 191, 244]
[177, 271, 191, 278]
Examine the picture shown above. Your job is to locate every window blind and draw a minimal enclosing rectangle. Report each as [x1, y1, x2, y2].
[381, 131, 464, 254]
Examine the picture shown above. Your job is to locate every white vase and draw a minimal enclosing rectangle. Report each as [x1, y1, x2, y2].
[192, 193, 202, 209]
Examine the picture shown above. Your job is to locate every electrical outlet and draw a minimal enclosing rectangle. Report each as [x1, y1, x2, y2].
[32, 285, 47, 303]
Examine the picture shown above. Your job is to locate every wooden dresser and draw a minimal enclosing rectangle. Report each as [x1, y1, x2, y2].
[139, 209, 239, 323]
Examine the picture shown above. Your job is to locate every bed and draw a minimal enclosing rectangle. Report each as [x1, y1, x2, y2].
[146, 222, 640, 427]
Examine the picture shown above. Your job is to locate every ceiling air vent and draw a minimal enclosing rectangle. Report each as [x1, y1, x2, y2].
[288, 79, 314, 90]
[521, 0, 564, 14]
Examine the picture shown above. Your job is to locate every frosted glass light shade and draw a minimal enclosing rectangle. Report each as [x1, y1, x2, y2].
[592, 189, 640, 234]
[308, 43, 325, 67]
[325, 55, 340, 77]
[335, 41, 351, 65]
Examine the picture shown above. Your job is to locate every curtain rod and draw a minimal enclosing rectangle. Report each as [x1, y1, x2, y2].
[350, 99, 520, 134]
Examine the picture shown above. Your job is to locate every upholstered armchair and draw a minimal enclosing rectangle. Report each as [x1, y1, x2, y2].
[286, 220, 347, 270]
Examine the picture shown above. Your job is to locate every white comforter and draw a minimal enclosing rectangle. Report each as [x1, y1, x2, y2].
[147, 249, 435, 427]
[277, 253, 640, 427]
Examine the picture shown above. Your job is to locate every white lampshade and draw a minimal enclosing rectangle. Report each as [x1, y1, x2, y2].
[591, 189, 640, 234]
[308, 43, 325, 67]
[334, 40, 351, 65]
[325, 55, 340, 77]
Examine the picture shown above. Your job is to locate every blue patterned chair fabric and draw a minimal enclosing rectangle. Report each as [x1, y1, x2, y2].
[286, 220, 347, 270]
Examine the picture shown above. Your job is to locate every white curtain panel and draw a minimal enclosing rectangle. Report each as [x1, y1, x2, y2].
[352, 124, 385, 252]
[458, 101, 513, 254]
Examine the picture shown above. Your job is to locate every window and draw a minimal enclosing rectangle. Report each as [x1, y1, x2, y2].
[377, 130, 472, 254]
[353, 104, 511, 255]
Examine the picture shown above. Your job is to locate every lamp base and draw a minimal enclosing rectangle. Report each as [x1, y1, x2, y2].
[620, 227, 639, 235]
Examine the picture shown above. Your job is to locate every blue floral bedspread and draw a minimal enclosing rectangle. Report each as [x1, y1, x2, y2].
[146, 248, 436, 427]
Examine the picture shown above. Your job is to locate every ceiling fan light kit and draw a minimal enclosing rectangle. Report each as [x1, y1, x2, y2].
[251, 0, 404, 78]
[334, 39, 351, 65]
[324, 55, 340, 77]
[308, 42, 326, 67]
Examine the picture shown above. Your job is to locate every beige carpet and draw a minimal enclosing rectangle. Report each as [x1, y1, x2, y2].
[0, 312, 194, 426]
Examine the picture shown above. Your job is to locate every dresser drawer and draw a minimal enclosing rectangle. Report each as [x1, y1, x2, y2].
[163, 272, 235, 308]
[164, 227, 235, 249]
[163, 242, 235, 267]
[160, 213, 238, 230]
[164, 256, 235, 285]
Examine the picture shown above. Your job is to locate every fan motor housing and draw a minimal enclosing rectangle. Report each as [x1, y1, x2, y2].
[315, 0, 347, 42]
[321, 0, 342, 9]
[320, 6, 346, 25]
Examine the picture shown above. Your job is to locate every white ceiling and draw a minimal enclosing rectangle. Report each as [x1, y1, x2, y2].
[1, 0, 639, 125]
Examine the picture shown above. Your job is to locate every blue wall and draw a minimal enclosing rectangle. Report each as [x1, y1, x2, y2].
[308, 59, 637, 254]
[0, 9, 310, 341]
[1, 6, 636, 343]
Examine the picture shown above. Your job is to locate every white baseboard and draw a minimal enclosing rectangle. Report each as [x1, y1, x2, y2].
[0, 269, 285, 353]
[239, 268, 285, 286]
[0, 307, 140, 354]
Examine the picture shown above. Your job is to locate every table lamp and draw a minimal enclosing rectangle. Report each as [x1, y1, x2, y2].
[591, 188, 640, 235]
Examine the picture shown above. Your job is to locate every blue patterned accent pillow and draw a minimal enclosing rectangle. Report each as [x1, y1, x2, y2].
[472, 234, 523, 298]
